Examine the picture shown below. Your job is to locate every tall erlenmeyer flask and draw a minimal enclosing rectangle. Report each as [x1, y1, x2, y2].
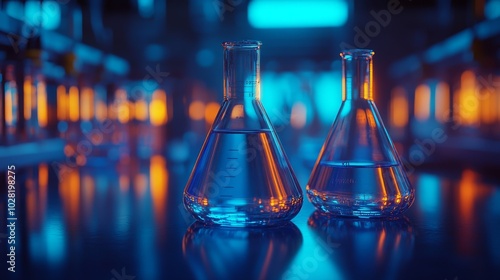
[307, 49, 414, 218]
[184, 40, 303, 227]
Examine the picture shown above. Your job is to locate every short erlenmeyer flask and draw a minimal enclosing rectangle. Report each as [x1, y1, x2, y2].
[184, 40, 302, 227]
[307, 49, 414, 218]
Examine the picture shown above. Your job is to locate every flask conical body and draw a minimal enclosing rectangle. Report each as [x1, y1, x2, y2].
[307, 49, 414, 218]
[184, 41, 302, 226]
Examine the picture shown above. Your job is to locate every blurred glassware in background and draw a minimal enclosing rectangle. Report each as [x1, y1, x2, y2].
[128, 83, 171, 160]
[183, 40, 303, 227]
[0, 0, 499, 175]
[108, 87, 131, 161]
[3, 64, 18, 145]
[183, 221, 302, 280]
[259, 63, 344, 168]
[307, 49, 414, 218]
[308, 211, 415, 280]
[24, 45, 47, 140]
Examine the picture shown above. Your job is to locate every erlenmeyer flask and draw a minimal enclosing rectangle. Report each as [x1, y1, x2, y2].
[184, 40, 302, 227]
[307, 49, 414, 218]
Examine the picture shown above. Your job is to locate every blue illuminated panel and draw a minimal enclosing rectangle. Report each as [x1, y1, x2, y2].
[248, 0, 348, 28]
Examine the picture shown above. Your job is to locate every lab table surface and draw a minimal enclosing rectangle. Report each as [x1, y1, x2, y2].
[1, 155, 499, 280]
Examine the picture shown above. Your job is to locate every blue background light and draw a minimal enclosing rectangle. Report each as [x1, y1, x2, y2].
[248, 0, 348, 29]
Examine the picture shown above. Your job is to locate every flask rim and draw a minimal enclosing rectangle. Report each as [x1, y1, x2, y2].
[341, 49, 374, 58]
[222, 40, 262, 49]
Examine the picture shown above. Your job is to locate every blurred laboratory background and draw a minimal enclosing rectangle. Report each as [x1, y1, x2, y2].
[0, 0, 500, 279]
[1, 0, 499, 171]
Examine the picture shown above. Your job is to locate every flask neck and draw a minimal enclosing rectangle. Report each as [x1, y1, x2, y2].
[223, 41, 261, 101]
[341, 49, 374, 101]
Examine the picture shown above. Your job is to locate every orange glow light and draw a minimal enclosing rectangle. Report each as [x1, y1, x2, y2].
[120, 174, 130, 193]
[365, 109, 377, 128]
[95, 100, 107, 122]
[458, 170, 475, 222]
[82, 175, 95, 218]
[414, 84, 431, 121]
[24, 76, 33, 120]
[435, 82, 450, 123]
[69, 86, 80, 122]
[189, 101, 205, 121]
[480, 87, 497, 124]
[26, 178, 36, 229]
[369, 59, 373, 100]
[59, 170, 81, 227]
[117, 101, 130, 124]
[457, 169, 477, 254]
[229, 104, 244, 120]
[134, 174, 147, 196]
[457, 71, 479, 126]
[39, 163, 48, 224]
[390, 87, 408, 128]
[37, 81, 47, 127]
[204, 102, 220, 125]
[455, 169, 494, 254]
[376, 228, 387, 260]
[80, 87, 94, 121]
[363, 81, 370, 100]
[108, 104, 116, 120]
[377, 167, 388, 205]
[150, 89, 168, 126]
[5, 89, 14, 125]
[39, 163, 48, 188]
[135, 99, 148, 121]
[389, 168, 402, 204]
[57, 85, 67, 121]
[115, 89, 129, 124]
[150, 155, 168, 226]
[259, 133, 284, 200]
[356, 109, 368, 145]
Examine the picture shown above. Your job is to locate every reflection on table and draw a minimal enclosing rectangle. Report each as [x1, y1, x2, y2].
[1, 159, 500, 279]
[307, 212, 414, 280]
[183, 222, 302, 280]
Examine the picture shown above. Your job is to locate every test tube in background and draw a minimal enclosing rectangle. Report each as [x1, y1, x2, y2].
[107, 87, 130, 161]
[148, 88, 170, 155]
[57, 84, 68, 137]
[131, 85, 152, 159]
[116, 84, 172, 161]
[68, 85, 80, 139]
[23, 70, 48, 140]
[4, 65, 18, 144]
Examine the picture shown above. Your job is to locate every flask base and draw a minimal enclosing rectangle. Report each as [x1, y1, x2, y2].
[184, 193, 302, 227]
[307, 189, 414, 218]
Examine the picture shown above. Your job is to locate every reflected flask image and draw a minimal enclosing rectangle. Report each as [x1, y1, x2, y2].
[182, 222, 302, 279]
[307, 49, 414, 218]
[307, 211, 415, 279]
[183, 40, 303, 227]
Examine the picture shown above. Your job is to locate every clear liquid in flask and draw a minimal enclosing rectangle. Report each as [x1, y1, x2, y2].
[307, 161, 412, 217]
[184, 129, 302, 226]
